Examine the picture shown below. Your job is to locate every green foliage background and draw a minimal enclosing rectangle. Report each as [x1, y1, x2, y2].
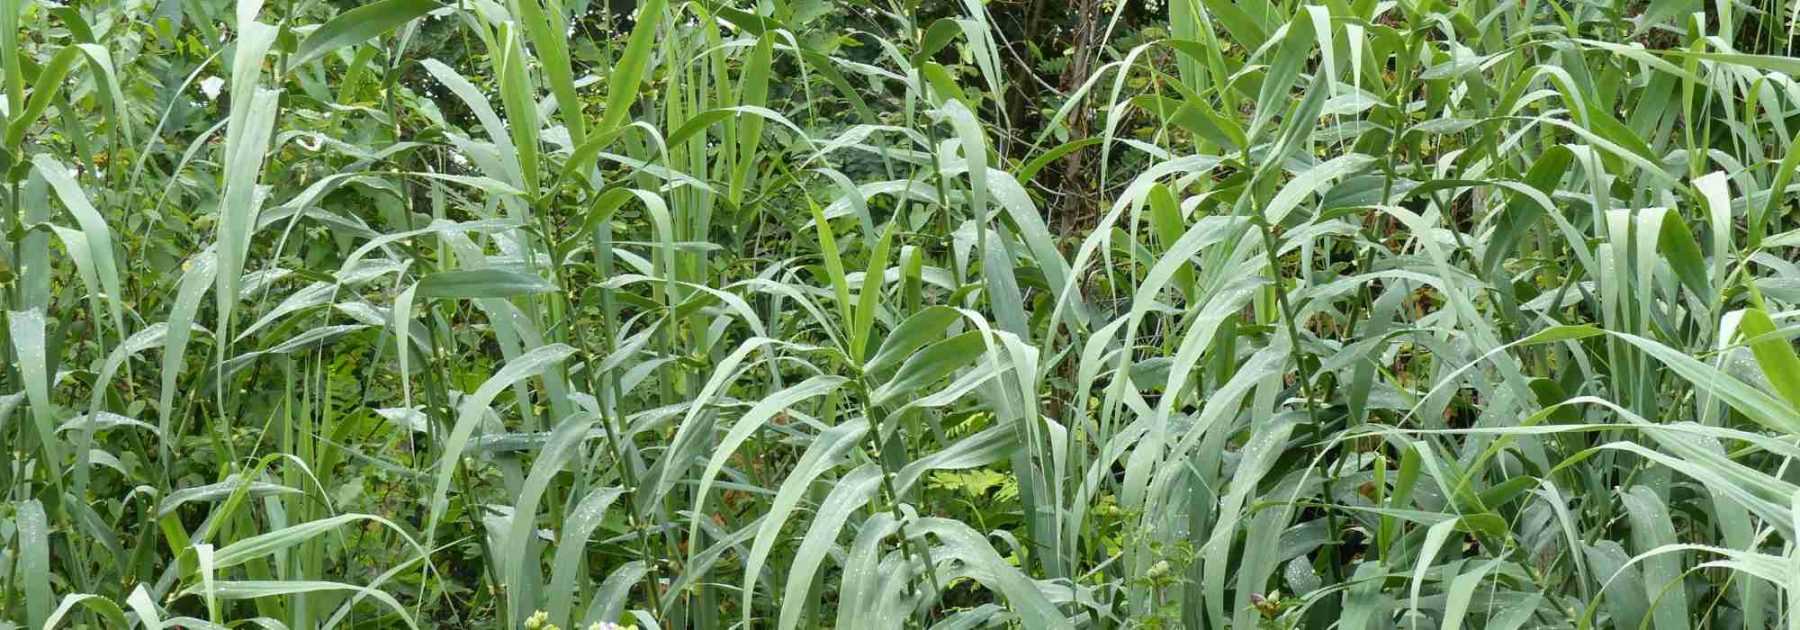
[2, 0, 1799, 628]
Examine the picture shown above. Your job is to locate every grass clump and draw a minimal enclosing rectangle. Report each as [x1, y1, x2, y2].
[2, 0, 1800, 628]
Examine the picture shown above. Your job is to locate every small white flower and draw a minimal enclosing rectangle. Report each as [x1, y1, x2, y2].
[199, 76, 225, 101]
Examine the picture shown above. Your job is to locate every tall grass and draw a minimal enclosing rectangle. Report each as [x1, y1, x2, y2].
[2, 0, 1799, 627]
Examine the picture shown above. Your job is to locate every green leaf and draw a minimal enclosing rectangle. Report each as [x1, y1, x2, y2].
[1740, 308, 1800, 411]
[597, 0, 666, 134]
[871, 331, 987, 407]
[288, 0, 439, 70]
[9, 310, 60, 471]
[32, 155, 124, 336]
[17, 499, 50, 629]
[415, 268, 557, 299]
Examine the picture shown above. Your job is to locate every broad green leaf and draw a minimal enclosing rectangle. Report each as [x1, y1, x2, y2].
[416, 268, 558, 299]
[288, 0, 439, 70]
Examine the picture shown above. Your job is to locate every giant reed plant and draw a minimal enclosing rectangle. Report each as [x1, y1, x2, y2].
[3, 0, 1800, 627]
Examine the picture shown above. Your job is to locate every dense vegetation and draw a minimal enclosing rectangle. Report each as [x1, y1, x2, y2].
[3, 0, 1800, 627]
